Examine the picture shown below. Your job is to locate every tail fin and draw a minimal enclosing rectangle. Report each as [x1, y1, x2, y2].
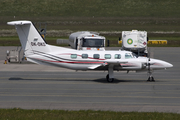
[7, 20, 51, 56]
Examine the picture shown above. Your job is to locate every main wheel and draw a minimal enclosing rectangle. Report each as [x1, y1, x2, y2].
[106, 74, 114, 82]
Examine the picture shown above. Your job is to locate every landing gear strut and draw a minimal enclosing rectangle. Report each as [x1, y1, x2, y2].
[106, 65, 114, 82]
[147, 70, 155, 82]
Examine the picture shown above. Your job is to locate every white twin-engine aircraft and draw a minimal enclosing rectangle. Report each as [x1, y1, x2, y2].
[7, 20, 173, 82]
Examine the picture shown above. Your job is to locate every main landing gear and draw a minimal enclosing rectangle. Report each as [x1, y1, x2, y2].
[106, 74, 114, 82]
[106, 65, 114, 82]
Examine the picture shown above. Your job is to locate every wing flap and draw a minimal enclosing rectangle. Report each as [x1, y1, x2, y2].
[88, 65, 102, 69]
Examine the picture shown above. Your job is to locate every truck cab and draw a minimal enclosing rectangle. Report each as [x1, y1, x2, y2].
[69, 31, 105, 51]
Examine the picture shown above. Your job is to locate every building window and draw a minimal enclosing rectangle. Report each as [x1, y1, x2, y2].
[93, 54, 100, 59]
[115, 54, 121, 59]
[104, 54, 111, 59]
[82, 54, 88, 59]
[71, 54, 77, 59]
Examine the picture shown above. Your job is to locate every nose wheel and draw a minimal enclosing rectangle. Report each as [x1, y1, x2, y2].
[147, 70, 155, 82]
[147, 76, 155, 82]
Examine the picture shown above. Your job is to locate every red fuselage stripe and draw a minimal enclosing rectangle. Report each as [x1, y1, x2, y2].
[34, 58, 104, 64]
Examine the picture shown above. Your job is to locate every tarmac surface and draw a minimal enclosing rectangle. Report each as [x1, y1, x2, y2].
[0, 47, 180, 113]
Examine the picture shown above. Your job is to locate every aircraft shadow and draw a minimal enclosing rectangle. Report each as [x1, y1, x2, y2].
[9, 77, 157, 83]
[93, 78, 148, 83]
[9, 77, 37, 81]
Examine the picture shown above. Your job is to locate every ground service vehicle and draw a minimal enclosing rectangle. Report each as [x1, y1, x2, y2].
[69, 31, 105, 51]
[121, 30, 148, 56]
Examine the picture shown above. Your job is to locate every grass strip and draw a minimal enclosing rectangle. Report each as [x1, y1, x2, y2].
[0, 108, 180, 120]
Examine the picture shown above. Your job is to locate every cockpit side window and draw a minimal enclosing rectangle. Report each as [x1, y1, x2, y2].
[115, 54, 121, 59]
[125, 53, 132, 59]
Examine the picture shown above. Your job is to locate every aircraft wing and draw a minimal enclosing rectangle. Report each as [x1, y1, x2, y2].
[88, 60, 128, 70]
[106, 60, 128, 64]
[88, 65, 102, 69]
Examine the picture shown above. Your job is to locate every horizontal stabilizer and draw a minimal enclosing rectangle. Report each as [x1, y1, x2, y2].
[7, 21, 31, 25]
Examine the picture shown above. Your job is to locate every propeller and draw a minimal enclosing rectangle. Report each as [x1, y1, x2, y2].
[146, 48, 154, 81]
[147, 48, 151, 71]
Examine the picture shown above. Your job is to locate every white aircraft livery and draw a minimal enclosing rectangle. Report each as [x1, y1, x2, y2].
[7, 20, 173, 82]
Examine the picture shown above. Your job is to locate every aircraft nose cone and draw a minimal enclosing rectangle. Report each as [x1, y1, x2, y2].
[162, 60, 173, 68]
[166, 62, 173, 68]
[152, 59, 173, 69]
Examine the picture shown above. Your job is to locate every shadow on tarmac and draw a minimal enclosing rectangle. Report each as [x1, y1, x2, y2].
[93, 78, 149, 83]
[9, 77, 36, 81]
[9, 77, 151, 83]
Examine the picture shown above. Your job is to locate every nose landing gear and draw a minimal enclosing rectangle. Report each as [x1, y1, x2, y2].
[147, 70, 155, 82]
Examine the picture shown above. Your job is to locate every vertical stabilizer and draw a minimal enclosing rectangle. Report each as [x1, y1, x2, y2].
[7, 21, 51, 56]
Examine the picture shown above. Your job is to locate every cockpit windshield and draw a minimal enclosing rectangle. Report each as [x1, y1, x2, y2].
[132, 53, 138, 58]
[125, 53, 137, 59]
[125, 53, 132, 59]
[82, 38, 104, 47]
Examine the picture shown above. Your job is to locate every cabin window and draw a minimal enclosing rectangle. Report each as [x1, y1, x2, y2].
[125, 53, 132, 59]
[93, 54, 100, 59]
[104, 54, 111, 59]
[71, 54, 77, 59]
[82, 54, 88, 59]
[115, 54, 121, 59]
